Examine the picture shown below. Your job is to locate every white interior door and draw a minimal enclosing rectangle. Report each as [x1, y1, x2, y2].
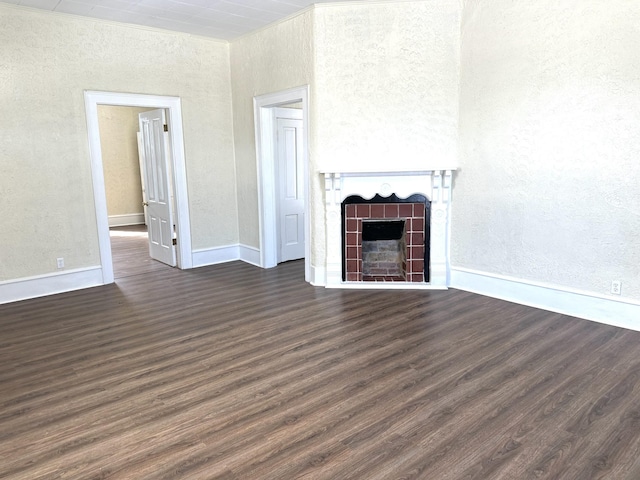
[139, 109, 176, 267]
[276, 108, 305, 263]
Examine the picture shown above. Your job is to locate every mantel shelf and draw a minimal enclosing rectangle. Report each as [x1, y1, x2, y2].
[319, 167, 458, 175]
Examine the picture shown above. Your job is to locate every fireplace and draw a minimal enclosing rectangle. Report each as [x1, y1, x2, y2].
[322, 169, 456, 289]
[342, 194, 430, 282]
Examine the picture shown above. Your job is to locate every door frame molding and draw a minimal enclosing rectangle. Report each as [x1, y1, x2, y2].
[84, 91, 192, 284]
[254, 85, 310, 281]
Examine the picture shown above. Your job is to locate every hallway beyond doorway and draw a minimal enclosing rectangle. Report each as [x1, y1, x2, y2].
[109, 225, 173, 279]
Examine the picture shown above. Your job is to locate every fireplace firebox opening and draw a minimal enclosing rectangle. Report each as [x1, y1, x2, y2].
[362, 220, 407, 281]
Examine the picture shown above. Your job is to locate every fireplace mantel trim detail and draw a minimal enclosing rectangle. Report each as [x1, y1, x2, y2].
[322, 169, 457, 289]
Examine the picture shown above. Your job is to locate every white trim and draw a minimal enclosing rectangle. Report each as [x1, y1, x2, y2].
[84, 91, 193, 285]
[108, 214, 145, 227]
[0, 267, 103, 305]
[239, 244, 261, 267]
[183, 244, 262, 269]
[451, 267, 640, 332]
[254, 85, 311, 282]
[192, 245, 239, 268]
[309, 264, 326, 287]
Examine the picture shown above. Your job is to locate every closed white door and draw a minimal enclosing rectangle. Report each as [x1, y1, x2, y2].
[276, 108, 304, 263]
[139, 109, 176, 267]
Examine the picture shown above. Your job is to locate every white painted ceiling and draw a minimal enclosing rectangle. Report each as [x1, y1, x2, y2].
[0, 0, 356, 40]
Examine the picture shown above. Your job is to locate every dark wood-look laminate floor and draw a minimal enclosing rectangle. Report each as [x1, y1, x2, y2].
[2, 237, 640, 478]
[109, 224, 172, 279]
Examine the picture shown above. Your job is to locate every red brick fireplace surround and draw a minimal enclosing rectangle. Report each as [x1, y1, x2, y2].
[344, 202, 426, 282]
[323, 169, 456, 289]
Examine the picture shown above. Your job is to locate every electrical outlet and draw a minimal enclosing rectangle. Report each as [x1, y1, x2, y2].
[611, 280, 621, 295]
[56, 257, 64, 269]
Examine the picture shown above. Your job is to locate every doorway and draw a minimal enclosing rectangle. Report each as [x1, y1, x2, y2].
[254, 86, 310, 282]
[97, 105, 177, 279]
[109, 224, 174, 279]
[85, 91, 193, 285]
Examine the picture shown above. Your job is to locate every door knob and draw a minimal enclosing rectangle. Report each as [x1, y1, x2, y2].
[143, 202, 149, 207]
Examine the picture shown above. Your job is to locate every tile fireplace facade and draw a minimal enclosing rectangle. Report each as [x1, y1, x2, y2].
[343, 197, 428, 282]
[323, 169, 456, 289]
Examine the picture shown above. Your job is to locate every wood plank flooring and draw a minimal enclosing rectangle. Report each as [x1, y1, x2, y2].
[109, 225, 171, 279]
[1, 235, 640, 478]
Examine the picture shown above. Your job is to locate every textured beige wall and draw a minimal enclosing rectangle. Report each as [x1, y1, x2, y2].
[98, 106, 149, 220]
[313, 1, 460, 172]
[229, 1, 461, 270]
[9, 0, 632, 304]
[453, 0, 640, 300]
[311, 1, 460, 265]
[230, 11, 314, 250]
[0, 5, 236, 281]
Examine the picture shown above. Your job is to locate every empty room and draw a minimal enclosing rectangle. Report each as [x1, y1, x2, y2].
[1, 0, 639, 478]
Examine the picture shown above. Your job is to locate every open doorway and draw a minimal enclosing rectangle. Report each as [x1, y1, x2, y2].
[109, 225, 172, 279]
[254, 86, 310, 282]
[85, 91, 193, 285]
[97, 105, 174, 279]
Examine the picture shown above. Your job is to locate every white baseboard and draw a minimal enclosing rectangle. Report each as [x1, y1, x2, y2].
[189, 243, 265, 269]
[190, 244, 262, 269]
[0, 267, 105, 305]
[309, 264, 325, 286]
[239, 244, 261, 267]
[192, 245, 241, 268]
[108, 214, 145, 227]
[450, 267, 640, 332]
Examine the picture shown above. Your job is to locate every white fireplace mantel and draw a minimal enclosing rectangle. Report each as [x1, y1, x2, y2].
[321, 168, 458, 289]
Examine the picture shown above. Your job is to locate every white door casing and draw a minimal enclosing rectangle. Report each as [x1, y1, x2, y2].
[85, 91, 192, 284]
[254, 85, 310, 282]
[139, 109, 176, 267]
[276, 108, 304, 262]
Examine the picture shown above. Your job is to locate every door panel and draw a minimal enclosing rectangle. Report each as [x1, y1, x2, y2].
[285, 214, 300, 244]
[139, 109, 176, 267]
[276, 110, 304, 262]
